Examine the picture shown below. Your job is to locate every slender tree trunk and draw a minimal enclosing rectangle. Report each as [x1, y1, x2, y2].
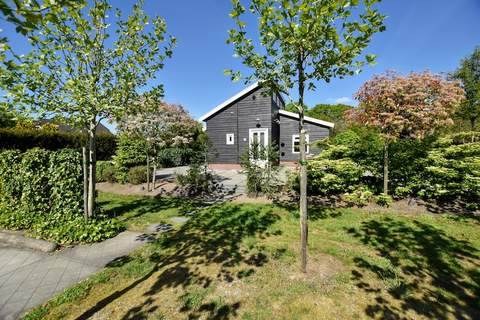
[471, 118, 476, 131]
[146, 152, 150, 192]
[82, 146, 89, 218]
[152, 160, 157, 190]
[87, 120, 97, 217]
[152, 145, 156, 190]
[383, 141, 389, 195]
[297, 52, 308, 273]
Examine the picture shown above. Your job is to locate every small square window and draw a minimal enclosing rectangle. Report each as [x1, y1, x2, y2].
[226, 133, 235, 145]
[292, 134, 309, 154]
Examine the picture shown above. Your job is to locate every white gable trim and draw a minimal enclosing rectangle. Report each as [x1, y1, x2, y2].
[279, 109, 335, 128]
[199, 82, 260, 122]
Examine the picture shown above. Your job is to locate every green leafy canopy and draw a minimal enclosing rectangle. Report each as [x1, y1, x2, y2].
[0, 0, 175, 129]
[451, 46, 480, 129]
[0, 1, 79, 35]
[226, 0, 386, 99]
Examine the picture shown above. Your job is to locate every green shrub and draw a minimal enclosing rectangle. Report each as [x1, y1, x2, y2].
[114, 134, 148, 183]
[240, 143, 280, 197]
[19, 148, 52, 222]
[298, 127, 479, 209]
[375, 193, 393, 207]
[157, 147, 195, 168]
[414, 132, 480, 207]
[95, 134, 118, 161]
[128, 166, 148, 185]
[97, 161, 116, 183]
[318, 127, 383, 176]
[342, 187, 373, 207]
[0, 148, 123, 244]
[176, 163, 214, 196]
[114, 134, 148, 168]
[30, 215, 124, 244]
[0, 128, 116, 160]
[0, 150, 23, 206]
[49, 149, 83, 216]
[306, 159, 363, 196]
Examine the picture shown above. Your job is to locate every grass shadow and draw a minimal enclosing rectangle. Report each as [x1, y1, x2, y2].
[273, 198, 344, 221]
[76, 202, 280, 320]
[98, 193, 197, 222]
[347, 217, 480, 319]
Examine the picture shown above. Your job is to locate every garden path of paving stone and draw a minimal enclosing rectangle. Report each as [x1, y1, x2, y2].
[0, 230, 153, 320]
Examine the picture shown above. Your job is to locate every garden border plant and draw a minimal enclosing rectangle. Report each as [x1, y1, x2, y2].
[240, 142, 281, 198]
[0, 148, 123, 244]
[0, 128, 116, 160]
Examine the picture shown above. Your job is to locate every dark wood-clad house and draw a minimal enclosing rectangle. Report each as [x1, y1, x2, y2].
[199, 83, 334, 164]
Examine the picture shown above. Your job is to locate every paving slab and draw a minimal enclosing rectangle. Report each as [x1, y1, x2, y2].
[0, 231, 151, 320]
[170, 216, 189, 224]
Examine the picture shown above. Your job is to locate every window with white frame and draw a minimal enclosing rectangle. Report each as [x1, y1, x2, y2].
[292, 134, 309, 154]
[226, 133, 235, 145]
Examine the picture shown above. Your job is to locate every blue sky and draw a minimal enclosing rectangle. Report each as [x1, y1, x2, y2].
[137, 0, 480, 117]
[1, 0, 480, 131]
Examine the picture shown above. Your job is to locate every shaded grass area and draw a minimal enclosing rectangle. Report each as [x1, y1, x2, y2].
[24, 197, 480, 320]
[98, 192, 197, 231]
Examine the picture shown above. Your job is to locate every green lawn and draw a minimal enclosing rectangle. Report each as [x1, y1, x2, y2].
[98, 192, 198, 231]
[24, 194, 480, 320]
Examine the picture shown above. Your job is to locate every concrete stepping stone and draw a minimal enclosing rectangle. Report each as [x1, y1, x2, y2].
[169, 216, 189, 224]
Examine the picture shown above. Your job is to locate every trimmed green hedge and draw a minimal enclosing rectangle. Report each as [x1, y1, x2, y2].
[0, 128, 116, 160]
[0, 148, 124, 244]
[113, 134, 197, 183]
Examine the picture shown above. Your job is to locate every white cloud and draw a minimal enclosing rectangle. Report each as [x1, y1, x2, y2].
[326, 97, 354, 105]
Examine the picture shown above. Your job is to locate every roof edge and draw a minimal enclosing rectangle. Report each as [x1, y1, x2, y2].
[279, 110, 335, 128]
[199, 82, 260, 122]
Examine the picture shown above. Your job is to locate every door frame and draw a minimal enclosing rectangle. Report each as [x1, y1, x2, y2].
[248, 128, 269, 166]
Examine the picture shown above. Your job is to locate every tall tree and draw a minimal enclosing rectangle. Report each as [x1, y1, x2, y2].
[307, 104, 352, 123]
[0, 108, 15, 127]
[284, 103, 353, 134]
[452, 46, 480, 130]
[346, 71, 465, 195]
[227, 0, 385, 273]
[118, 102, 199, 191]
[308, 103, 352, 134]
[0, 0, 175, 217]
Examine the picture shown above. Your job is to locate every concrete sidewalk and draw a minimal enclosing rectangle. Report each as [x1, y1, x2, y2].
[0, 231, 152, 320]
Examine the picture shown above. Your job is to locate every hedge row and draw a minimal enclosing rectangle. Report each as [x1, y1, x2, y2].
[0, 128, 117, 160]
[0, 148, 123, 244]
[113, 134, 197, 183]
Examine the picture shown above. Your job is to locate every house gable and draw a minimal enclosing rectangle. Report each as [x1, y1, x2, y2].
[202, 83, 334, 164]
[204, 83, 275, 163]
[199, 82, 260, 122]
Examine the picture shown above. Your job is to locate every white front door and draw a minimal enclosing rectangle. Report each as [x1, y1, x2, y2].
[249, 128, 269, 165]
